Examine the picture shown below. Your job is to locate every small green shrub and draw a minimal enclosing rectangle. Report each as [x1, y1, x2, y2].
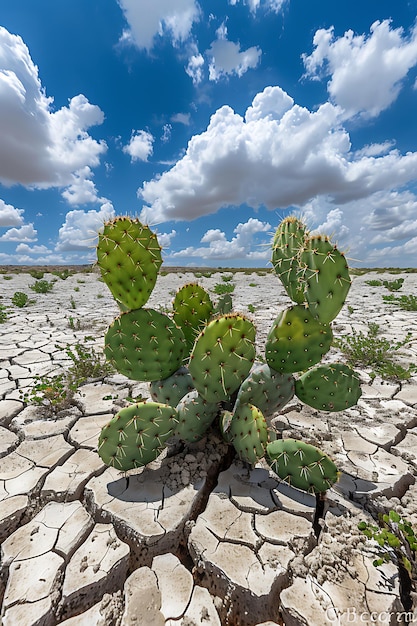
[335, 323, 416, 381]
[21, 339, 114, 415]
[30, 279, 55, 293]
[383, 278, 404, 291]
[0, 304, 7, 323]
[248, 304, 256, 313]
[52, 269, 71, 280]
[2, 275, 13, 281]
[213, 282, 235, 295]
[383, 294, 417, 311]
[221, 274, 234, 282]
[358, 510, 416, 581]
[29, 269, 44, 279]
[365, 279, 383, 287]
[11, 292, 29, 308]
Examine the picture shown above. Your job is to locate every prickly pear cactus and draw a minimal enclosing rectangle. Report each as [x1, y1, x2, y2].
[95, 214, 362, 497]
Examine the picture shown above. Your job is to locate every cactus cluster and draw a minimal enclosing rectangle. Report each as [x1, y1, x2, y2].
[96, 215, 361, 495]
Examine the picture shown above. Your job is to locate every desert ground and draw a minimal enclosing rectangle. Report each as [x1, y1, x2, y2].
[0, 267, 416, 625]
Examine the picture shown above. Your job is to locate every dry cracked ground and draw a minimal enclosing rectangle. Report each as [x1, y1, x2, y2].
[0, 268, 416, 626]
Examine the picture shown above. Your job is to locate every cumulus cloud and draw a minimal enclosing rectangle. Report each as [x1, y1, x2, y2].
[207, 24, 262, 80]
[157, 229, 177, 248]
[0, 27, 106, 190]
[173, 217, 270, 260]
[303, 19, 417, 118]
[118, 0, 201, 51]
[171, 112, 191, 125]
[310, 208, 349, 239]
[123, 130, 154, 162]
[185, 50, 205, 84]
[15, 243, 51, 255]
[0, 199, 24, 226]
[0, 223, 37, 242]
[139, 85, 417, 225]
[55, 202, 115, 252]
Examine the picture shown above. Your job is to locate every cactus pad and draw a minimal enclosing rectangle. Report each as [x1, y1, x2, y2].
[173, 283, 213, 354]
[150, 366, 194, 406]
[236, 363, 295, 417]
[175, 390, 219, 443]
[97, 216, 162, 310]
[189, 314, 256, 403]
[105, 308, 186, 381]
[229, 403, 268, 465]
[300, 235, 351, 323]
[271, 216, 307, 304]
[265, 305, 333, 373]
[98, 401, 178, 470]
[267, 438, 339, 494]
[295, 363, 362, 412]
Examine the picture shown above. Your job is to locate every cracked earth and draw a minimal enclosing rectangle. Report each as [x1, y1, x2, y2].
[0, 269, 416, 625]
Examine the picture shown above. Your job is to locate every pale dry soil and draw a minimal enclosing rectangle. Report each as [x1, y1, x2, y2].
[0, 269, 416, 625]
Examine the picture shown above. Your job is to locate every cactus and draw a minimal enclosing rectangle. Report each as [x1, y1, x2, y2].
[295, 363, 362, 412]
[235, 363, 295, 418]
[104, 308, 186, 381]
[95, 214, 362, 497]
[300, 235, 351, 324]
[265, 305, 333, 373]
[188, 313, 256, 403]
[97, 216, 162, 311]
[98, 401, 178, 471]
[267, 438, 339, 494]
[173, 283, 213, 354]
[150, 366, 194, 406]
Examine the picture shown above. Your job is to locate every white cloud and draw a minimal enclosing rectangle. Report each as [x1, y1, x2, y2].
[140, 85, 417, 225]
[55, 202, 115, 252]
[15, 243, 50, 255]
[173, 218, 271, 260]
[171, 112, 191, 125]
[0, 223, 37, 242]
[303, 20, 417, 118]
[117, 0, 201, 51]
[123, 130, 154, 162]
[0, 27, 106, 191]
[229, 0, 288, 14]
[0, 199, 24, 226]
[157, 229, 177, 248]
[207, 24, 262, 81]
[186, 51, 205, 84]
[61, 167, 105, 206]
[310, 208, 349, 239]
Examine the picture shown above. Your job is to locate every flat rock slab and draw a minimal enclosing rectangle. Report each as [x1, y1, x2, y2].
[59, 523, 130, 621]
[189, 462, 316, 626]
[41, 448, 105, 501]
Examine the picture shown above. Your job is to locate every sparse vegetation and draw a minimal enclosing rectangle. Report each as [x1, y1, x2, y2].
[0, 304, 7, 323]
[11, 292, 29, 308]
[29, 279, 56, 293]
[335, 322, 416, 381]
[21, 338, 114, 415]
[383, 294, 417, 311]
[213, 282, 235, 295]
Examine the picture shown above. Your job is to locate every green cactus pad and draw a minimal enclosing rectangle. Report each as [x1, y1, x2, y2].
[98, 401, 178, 471]
[271, 216, 308, 304]
[295, 363, 362, 412]
[300, 235, 351, 324]
[265, 306, 333, 373]
[173, 283, 214, 354]
[235, 363, 295, 417]
[229, 403, 268, 465]
[267, 438, 339, 494]
[150, 366, 195, 406]
[189, 314, 256, 403]
[174, 390, 219, 443]
[97, 216, 162, 310]
[105, 308, 186, 382]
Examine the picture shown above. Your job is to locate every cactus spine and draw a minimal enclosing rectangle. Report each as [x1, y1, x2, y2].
[96, 214, 361, 496]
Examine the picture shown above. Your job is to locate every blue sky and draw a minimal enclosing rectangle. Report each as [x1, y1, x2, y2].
[1, 1, 417, 268]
